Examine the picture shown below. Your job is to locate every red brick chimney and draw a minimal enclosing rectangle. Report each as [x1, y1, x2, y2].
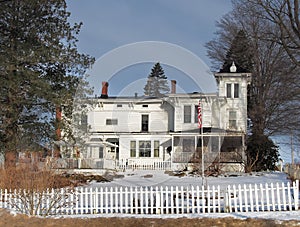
[55, 106, 62, 140]
[101, 81, 109, 98]
[171, 80, 176, 94]
[54, 105, 62, 157]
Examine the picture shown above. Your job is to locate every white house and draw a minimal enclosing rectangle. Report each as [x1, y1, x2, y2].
[59, 64, 251, 173]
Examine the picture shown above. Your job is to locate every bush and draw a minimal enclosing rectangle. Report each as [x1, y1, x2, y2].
[0, 162, 75, 216]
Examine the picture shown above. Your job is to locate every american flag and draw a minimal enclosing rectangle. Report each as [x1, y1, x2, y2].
[198, 100, 202, 128]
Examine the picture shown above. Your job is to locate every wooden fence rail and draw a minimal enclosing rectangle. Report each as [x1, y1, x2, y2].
[0, 181, 298, 216]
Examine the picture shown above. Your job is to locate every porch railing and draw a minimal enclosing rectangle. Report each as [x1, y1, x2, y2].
[118, 159, 171, 170]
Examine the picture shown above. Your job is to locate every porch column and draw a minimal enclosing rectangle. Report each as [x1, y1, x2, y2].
[242, 134, 246, 162]
[171, 135, 174, 169]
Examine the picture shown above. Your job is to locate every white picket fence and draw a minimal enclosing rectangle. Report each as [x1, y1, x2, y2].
[0, 181, 298, 216]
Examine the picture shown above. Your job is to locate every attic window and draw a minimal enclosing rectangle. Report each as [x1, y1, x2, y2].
[106, 119, 118, 125]
[142, 104, 148, 108]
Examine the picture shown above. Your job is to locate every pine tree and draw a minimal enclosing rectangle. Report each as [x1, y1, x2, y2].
[220, 30, 253, 73]
[0, 0, 94, 161]
[246, 134, 279, 172]
[144, 63, 170, 97]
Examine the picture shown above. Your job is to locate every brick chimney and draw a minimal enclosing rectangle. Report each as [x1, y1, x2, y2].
[101, 81, 109, 98]
[55, 106, 62, 141]
[54, 105, 62, 157]
[171, 80, 176, 94]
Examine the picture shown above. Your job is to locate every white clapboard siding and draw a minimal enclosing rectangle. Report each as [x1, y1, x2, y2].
[0, 181, 298, 216]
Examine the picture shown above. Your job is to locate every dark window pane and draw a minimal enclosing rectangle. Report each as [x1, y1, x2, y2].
[184, 106, 191, 123]
[234, 83, 239, 98]
[226, 84, 232, 98]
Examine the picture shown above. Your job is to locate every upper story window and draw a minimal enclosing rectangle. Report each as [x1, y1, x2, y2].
[142, 104, 148, 108]
[106, 119, 118, 125]
[184, 105, 191, 123]
[141, 114, 149, 132]
[234, 83, 239, 98]
[226, 83, 239, 98]
[117, 104, 122, 108]
[229, 111, 237, 129]
[226, 84, 232, 98]
[194, 105, 199, 123]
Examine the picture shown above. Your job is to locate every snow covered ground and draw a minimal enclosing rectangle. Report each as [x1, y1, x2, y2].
[77, 170, 300, 221]
[88, 170, 290, 189]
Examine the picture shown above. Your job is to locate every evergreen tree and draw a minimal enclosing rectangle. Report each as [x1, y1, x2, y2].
[0, 0, 94, 160]
[144, 63, 170, 97]
[246, 134, 279, 172]
[220, 30, 253, 73]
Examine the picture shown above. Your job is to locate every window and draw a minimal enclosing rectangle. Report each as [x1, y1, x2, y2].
[139, 141, 151, 157]
[141, 115, 149, 132]
[142, 104, 148, 108]
[184, 105, 191, 123]
[234, 83, 239, 98]
[130, 141, 136, 157]
[154, 141, 159, 157]
[88, 146, 103, 158]
[106, 119, 118, 125]
[99, 147, 104, 158]
[226, 84, 232, 98]
[81, 114, 88, 132]
[229, 111, 237, 128]
[117, 104, 122, 107]
[226, 83, 239, 98]
[194, 105, 200, 123]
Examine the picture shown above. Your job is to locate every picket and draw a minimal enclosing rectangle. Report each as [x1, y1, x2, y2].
[0, 180, 298, 216]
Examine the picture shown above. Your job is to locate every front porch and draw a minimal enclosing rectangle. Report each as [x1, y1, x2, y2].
[54, 131, 246, 173]
[170, 132, 246, 173]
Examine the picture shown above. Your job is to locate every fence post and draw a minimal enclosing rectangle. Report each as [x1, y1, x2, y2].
[294, 180, 299, 210]
[224, 191, 229, 213]
[276, 183, 281, 211]
[155, 186, 160, 214]
[287, 182, 292, 211]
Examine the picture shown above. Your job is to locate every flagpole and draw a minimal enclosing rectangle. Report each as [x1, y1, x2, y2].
[198, 100, 204, 186]
[201, 101, 204, 186]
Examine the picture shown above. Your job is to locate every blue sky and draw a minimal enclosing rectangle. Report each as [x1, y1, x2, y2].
[66, 0, 232, 96]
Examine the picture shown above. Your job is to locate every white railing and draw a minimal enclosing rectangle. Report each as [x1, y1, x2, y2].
[118, 159, 171, 170]
[0, 181, 298, 216]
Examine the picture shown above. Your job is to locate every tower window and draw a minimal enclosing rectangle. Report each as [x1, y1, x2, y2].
[229, 111, 237, 128]
[226, 83, 240, 98]
[226, 84, 232, 98]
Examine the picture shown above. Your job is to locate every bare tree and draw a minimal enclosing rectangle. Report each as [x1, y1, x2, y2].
[206, 0, 300, 171]
[248, 0, 300, 66]
[206, 0, 300, 136]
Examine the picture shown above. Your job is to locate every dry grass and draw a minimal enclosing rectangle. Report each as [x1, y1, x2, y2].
[0, 164, 72, 191]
